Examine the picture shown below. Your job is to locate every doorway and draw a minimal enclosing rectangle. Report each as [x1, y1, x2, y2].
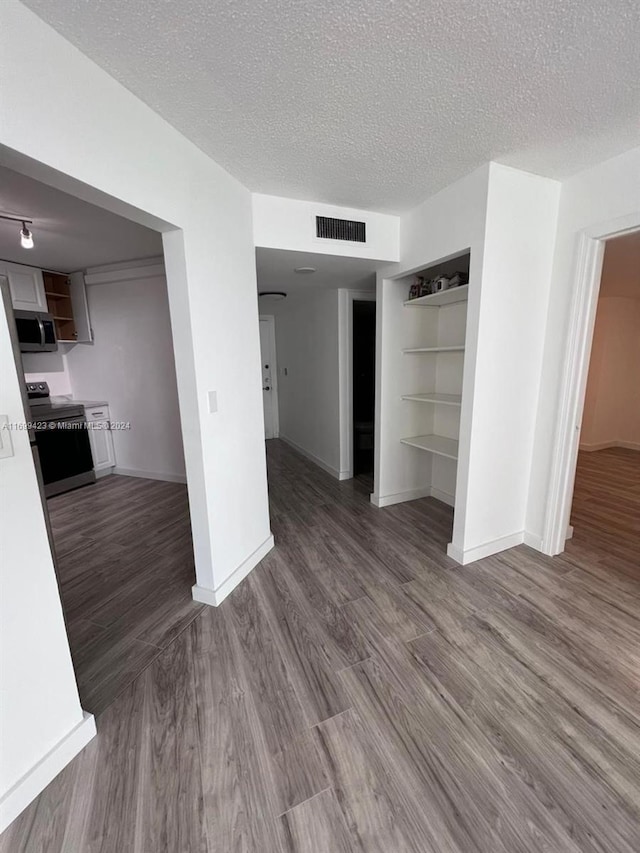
[545, 224, 640, 558]
[352, 300, 376, 477]
[0, 164, 201, 715]
[569, 231, 640, 563]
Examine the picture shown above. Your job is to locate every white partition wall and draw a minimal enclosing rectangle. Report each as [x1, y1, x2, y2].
[374, 164, 561, 564]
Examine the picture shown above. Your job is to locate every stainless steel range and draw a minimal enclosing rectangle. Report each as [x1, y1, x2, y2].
[26, 382, 96, 497]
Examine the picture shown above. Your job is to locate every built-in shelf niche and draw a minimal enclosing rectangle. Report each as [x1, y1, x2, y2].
[399, 250, 470, 507]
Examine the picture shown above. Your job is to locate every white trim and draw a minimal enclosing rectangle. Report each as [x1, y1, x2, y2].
[370, 486, 432, 508]
[542, 215, 640, 556]
[84, 263, 165, 286]
[579, 440, 640, 452]
[0, 711, 96, 833]
[447, 531, 525, 565]
[566, 525, 574, 540]
[192, 534, 275, 606]
[279, 435, 349, 480]
[94, 467, 114, 479]
[113, 467, 187, 484]
[259, 315, 279, 439]
[523, 530, 543, 550]
[579, 440, 618, 452]
[338, 289, 376, 481]
[429, 486, 455, 507]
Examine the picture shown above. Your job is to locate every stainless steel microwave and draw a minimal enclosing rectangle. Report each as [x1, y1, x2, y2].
[14, 310, 58, 352]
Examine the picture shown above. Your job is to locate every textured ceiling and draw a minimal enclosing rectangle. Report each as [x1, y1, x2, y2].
[22, 0, 640, 213]
[0, 167, 162, 271]
[256, 248, 377, 295]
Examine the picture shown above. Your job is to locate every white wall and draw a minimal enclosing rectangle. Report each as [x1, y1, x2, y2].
[1, 0, 271, 596]
[373, 165, 490, 527]
[580, 296, 640, 449]
[268, 290, 343, 477]
[461, 164, 560, 558]
[0, 0, 271, 821]
[0, 294, 93, 830]
[374, 163, 561, 563]
[65, 268, 186, 480]
[23, 351, 73, 396]
[526, 147, 640, 545]
[253, 194, 400, 262]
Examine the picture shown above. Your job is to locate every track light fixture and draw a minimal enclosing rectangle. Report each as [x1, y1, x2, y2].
[0, 213, 35, 249]
[20, 222, 34, 249]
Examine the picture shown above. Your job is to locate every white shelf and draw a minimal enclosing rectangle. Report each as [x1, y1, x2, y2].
[404, 284, 469, 308]
[402, 393, 462, 407]
[403, 345, 465, 354]
[400, 434, 459, 460]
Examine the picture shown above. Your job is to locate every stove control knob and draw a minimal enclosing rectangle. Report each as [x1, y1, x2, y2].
[38, 383, 46, 390]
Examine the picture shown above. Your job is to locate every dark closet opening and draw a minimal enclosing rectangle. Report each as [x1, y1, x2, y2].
[353, 300, 376, 476]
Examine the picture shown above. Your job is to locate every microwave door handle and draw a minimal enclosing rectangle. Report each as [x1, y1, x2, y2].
[37, 316, 45, 347]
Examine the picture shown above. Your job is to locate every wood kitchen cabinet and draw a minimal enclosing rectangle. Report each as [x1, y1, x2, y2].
[43, 271, 77, 341]
[0, 261, 48, 311]
[3, 261, 92, 343]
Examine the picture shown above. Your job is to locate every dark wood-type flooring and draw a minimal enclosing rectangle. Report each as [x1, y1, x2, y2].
[49, 474, 203, 714]
[2, 442, 639, 851]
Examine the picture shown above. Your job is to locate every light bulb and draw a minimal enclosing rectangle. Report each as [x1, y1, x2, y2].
[20, 223, 34, 249]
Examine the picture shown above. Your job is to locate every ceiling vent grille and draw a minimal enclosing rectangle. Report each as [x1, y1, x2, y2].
[316, 216, 366, 243]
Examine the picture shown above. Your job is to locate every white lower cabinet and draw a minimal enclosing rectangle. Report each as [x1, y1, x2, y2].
[85, 404, 115, 475]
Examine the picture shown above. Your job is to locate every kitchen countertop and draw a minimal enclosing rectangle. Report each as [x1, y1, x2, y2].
[54, 396, 109, 407]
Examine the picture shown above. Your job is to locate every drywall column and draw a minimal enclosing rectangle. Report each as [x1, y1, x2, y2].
[0, 295, 95, 831]
[456, 165, 561, 562]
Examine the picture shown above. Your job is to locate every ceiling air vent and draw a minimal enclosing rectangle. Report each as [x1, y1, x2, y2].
[316, 216, 366, 243]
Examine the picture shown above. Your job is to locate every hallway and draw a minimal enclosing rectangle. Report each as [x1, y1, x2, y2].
[2, 440, 640, 851]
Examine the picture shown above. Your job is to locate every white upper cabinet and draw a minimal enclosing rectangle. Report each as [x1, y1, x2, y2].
[1, 261, 48, 312]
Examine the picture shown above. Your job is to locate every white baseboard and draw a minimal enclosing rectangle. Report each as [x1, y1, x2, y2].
[370, 485, 454, 509]
[0, 711, 96, 833]
[447, 531, 525, 565]
[279, 436, 348, 481]
[94, 466, 114, 479]
[113, 467, 187, 484]
[370, 486, 432, 508]
[429, 486, 455, 508]
[566, 524, 574, 540]
[192, 534, 275, 607]
[523, 530, 544, 550]
[579, 440, 640, 452]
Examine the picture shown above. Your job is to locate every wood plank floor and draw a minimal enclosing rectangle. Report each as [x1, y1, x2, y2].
[47, 474, 203, 714]
[2, 441, 640, 851]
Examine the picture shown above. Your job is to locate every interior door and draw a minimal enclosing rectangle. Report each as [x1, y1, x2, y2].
[259, 317, 276, 439]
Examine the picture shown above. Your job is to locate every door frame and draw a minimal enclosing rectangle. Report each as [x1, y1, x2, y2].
[542, 212, 640, 555]
[338, 289, 376, 480]
[259, 314, 279, 439]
